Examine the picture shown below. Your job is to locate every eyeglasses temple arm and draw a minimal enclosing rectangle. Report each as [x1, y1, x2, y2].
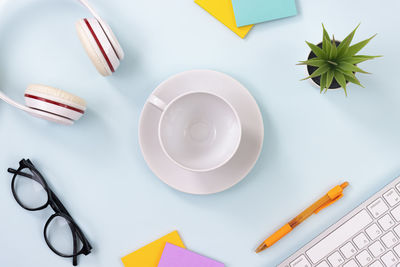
[8, 167, 49, 190]
[72, 227, 78, 266]
[8, 168, 33, 178]
[50, 190, 73, 217]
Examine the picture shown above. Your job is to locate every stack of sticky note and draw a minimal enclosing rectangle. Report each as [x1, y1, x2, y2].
[121, 231, 224, 267]
[195, 0, 297, 38]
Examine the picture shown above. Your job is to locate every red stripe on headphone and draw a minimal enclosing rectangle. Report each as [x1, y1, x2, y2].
[24, 94, 85, 114]
[84, 18, 115, 73]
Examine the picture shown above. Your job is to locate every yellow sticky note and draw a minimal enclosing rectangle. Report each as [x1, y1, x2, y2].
[121, 231, 185, 267]
[195, 0, 253, 38]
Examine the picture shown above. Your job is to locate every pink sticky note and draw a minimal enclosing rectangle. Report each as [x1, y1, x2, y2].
[157, 243, 224, 267]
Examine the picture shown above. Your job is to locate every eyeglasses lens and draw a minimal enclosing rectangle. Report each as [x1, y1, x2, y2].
[13, 168, 48, 209]
[45, 215, 83, 256]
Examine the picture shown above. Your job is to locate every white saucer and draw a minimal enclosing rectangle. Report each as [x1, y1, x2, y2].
[139, 70, 264, 195]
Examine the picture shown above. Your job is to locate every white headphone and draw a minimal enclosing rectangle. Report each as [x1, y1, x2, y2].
[75, 0, 124, 76]
[0, 0, 124, 125]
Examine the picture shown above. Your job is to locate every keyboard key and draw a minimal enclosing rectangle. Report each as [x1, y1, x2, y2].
[369, 240, 385, 257]
[396, 183, 400, 193]
[343, 259, 358, 267]
[392, 206, 400, 221]
[306, 210, 372, 263]
[370, 261, 384, 267]
[367, 223, 383, 240]
[340, 242, 357, 258]
[381, 251, 398, 266]
[356, 250, 373, 266]
[354, 233, 369, 249]
[379, 214, 396, 231]
[394, 225, 400, 237]
[394, 244, 400, 258]
[315, 261, 329, 267]
[327, 251, 344, 267]
[384, 189, 400, 206]
[368, 198, 389, 218]
[290, 255, 311, 267]
[382, 231, 398, 248]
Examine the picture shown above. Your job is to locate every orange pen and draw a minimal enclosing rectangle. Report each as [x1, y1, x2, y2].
[255, 182, 349, 253]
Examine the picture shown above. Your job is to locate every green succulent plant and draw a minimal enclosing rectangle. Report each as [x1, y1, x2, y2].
[298, 24, 381, 96]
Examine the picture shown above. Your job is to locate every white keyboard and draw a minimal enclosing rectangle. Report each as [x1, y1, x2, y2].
[279, 176, 400, 267]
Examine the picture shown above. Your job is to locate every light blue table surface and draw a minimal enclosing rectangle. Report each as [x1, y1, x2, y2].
[1, 0, 400, 266]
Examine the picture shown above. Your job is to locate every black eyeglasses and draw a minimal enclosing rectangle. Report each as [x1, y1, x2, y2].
[7, 159, 92, 266]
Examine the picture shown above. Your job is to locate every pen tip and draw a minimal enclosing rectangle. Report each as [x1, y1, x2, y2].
[341, 182, 349, 189]
[255, 243, 267, 253]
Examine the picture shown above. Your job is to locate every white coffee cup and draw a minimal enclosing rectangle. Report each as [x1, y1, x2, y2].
[148, 92, 242, 172]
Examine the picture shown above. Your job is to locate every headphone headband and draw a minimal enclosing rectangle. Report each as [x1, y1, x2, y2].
[0, 91, 31, 112]
[77, 0, 101, 20]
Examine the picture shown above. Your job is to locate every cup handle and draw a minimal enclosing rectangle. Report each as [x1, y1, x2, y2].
[148, 94, 167, 111]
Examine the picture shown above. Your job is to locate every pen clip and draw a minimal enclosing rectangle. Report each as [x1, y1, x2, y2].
[314, 193, 343, 214]
[313, 184, 347, 214]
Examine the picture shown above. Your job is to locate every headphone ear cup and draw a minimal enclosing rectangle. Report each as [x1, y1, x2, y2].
[96, 18, 124, 60]
[76, 19, 110, 76]
[24, 84, 86, 122]
[28, 108, 74, 125]
[76, 18, 120, 76]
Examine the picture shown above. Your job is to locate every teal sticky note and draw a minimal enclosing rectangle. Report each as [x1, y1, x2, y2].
[232, 0, 297, 27]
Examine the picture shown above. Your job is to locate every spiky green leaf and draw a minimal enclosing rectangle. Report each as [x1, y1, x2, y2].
[341, 55, 382, 65]
[338, 62, 370, 74]
[336, 68, 354, 77]
[334, 70, 348, 95]
[306, 41, 326, 59]
[347, 34, 377, 56]
[297, 59, 327, 67]
[337, 24, 360, 57]
[322, 24, 331, 54]
[329, 39, 338, 59]
[325, 70, 334, 89]
[301, 64, 330, 80]
[351, 66, 370, 74]
[320, 73, 327, 93]
[343, 72, 364, 87]
[323, 38, 332, 55]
